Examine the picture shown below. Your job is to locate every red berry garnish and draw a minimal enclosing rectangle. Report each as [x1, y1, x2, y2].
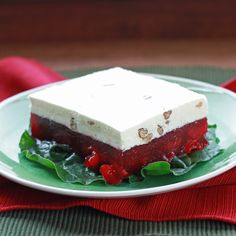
[100, 164, 122, 185]
[166, 152, 175, 160]
[111, 163, 129, 178]
[118, 168, 129, 178]
[84, 151, 100, 169]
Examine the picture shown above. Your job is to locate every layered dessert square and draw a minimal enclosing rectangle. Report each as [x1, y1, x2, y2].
[29, 68, 208, 184]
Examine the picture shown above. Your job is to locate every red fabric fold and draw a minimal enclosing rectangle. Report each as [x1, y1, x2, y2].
[0, 56, 236, 223]
[221, 77, 236, 92]
[0, 56, 64, 100]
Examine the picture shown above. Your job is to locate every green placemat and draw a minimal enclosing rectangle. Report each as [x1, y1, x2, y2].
[1, 66, 236, 236]
[1, 208, 236, 236]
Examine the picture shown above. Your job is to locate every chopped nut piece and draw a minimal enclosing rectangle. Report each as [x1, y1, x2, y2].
[196, 101, 203, 108]
[157, 125, 164, 135]
[138, 128, 153, 142]
[138, 128, 149, 139]
[163, 110, 172, 120]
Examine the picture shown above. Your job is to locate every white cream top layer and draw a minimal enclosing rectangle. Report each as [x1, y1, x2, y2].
[29, 68, 207, 151]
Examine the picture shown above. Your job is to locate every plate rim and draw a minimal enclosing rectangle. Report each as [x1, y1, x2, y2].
[0, 73, 236, 198]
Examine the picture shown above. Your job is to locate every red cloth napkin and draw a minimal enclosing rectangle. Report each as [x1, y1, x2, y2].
[1, 56, 236, 223]
[221, 77, 236, 93]
[0, 57, 64, 100]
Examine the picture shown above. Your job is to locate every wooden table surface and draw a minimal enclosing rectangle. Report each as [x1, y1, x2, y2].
[1, 39, 236, 71]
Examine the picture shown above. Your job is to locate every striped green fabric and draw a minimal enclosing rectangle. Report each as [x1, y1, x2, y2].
[1, 66, 236, 236]
[1, 207, 236, 236]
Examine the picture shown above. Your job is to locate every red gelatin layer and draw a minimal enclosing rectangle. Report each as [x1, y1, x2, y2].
[31, 113, 208, 175]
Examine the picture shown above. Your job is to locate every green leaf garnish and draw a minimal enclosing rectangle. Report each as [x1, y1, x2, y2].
[128, 174, 144, 183]
[141, 161, 172, 176]
[19, 124, 223, 185]
[19, 131, 103, 185]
